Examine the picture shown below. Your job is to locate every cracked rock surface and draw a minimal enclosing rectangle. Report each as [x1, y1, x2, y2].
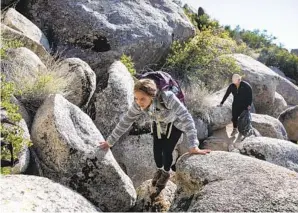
[170, 151, 298, 212]
[31, 94, 136, 212]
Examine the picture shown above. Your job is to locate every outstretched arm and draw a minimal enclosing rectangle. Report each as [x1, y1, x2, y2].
[220, 84, 232, 105]
[164, 92, 210, 154]
[100, 102, 142, 148]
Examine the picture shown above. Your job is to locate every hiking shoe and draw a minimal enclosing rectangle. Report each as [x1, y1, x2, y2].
[152, 169, 163, 186]
[230, 128, 238, 137]
[156, 170, 170, 190]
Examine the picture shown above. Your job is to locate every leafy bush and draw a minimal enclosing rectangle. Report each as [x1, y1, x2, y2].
[225, 26, 276, 49]
[120, 54, 136, 76]
[183, 5, 198, 28]
[0, 75, 31, 174]
[164, 29, 244, 90]
[196, 14, 220, 31]
[224, 25, 298, 82]
[0, 38, 23, 58]
[1, 38, 31, 174]
[258, 46, 298, 82]
[202, 55, 241, 91]
[181, 5, 298, 86]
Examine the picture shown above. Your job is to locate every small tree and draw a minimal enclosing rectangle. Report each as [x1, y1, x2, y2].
[1, 75, 31, 174]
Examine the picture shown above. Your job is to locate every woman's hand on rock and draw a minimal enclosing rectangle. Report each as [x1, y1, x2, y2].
[189, 147, 211, 155]
[99, 141, 112, 150]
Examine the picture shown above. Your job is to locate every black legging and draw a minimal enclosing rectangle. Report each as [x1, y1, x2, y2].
[152, 122, 182, 171]
[232, 105, 247, 128]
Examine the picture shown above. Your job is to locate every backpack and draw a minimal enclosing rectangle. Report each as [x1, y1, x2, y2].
[238, 110, 258, 139]
[136, 71, 185, 104]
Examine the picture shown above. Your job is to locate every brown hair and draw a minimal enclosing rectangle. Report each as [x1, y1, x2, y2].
[134, 79, 157, 97]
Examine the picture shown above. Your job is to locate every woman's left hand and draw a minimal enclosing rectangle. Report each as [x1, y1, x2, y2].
[189, 147, 211, 155]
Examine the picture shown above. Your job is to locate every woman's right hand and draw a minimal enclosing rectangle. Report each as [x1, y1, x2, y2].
[99, 141, 112, 150]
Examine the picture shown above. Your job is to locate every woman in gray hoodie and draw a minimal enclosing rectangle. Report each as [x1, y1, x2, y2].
[99, 79, 211, 190]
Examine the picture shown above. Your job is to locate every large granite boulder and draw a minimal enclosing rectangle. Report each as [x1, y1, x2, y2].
[272, 92, 288, 118]
[2, 8, 50, 51]
[0, 24, 49, 61]
[25, 0, 195, 76]
[31, 94, 136, 211]
[203, 87, 233, 131]
[170, 151, 298, 212]
[239, 137, 298, 172]
[278, 105, 298, 141]
[0, 175, 100, 212]
[276, 76, 298, 106]
[251, 113, 287, 140]
[112, 134, 155, 187]
[1, 47, 47, 82]
[56, 58, 96, 108]
[92, 61, 134, 138]
[231, 54, 279, 115]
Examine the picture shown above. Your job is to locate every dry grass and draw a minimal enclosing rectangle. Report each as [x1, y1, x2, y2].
[184, 83, 212, 118]
[2, 51, 71, 112]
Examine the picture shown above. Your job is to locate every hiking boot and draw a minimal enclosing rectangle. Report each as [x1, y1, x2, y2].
[156, 170, 170, 190]
[230, 128, 238, 137]
[152, 169, 162, 186]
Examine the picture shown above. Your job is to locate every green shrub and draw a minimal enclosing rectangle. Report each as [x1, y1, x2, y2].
[201, 55, 242, 91]
[196, 14, 220, 31]
[0, 38, 24, 58]
[258, 46, 298, 82]
[183, 5, 221, 33]
[164, 29, 244, 90]
[183, 6, 198, 28]
[120, 54, 136, 76]
[224, 25, 298, 82]
[225, 26, 276, 49]
[0, 75, 31, 174]
[181, 6, 297, 84]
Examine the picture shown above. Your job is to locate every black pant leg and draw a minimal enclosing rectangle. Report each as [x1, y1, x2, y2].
[232, 105, 238, 128]
[152, 122, 163, 168]
[232, 105, 246, 128]
[162, 125, 182, 171]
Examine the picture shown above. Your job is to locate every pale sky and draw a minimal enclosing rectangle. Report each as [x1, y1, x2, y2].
[182, 0, 298, 50]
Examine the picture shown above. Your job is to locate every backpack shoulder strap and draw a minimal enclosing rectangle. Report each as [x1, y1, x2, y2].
[156, 91, 173, 110]
[155, 91, 166, 110]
